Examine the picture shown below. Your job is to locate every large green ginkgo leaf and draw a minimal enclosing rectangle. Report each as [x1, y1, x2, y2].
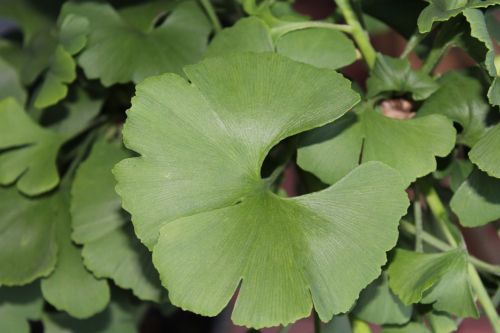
[0, 283, 43, 333]
[388, 249, 478, 318]
[451, 169, 500, 227]
[419, 71, 492, 147]
[61, 1, 211, 86]
[71, 138, 162, 302]
[0, 92, 101, 195]
[469, 124, 500, 178]
[41, 191, 110, 319]
[114, 53, 410, 328]
[0, 186, 58, 285]
[417, 0, 500, 33]
[297, 106, 456, 185]
[204, 17, 357, 70]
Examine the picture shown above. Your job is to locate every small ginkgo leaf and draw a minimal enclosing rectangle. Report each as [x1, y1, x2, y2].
[0, 186, 58, 286]
[71, 138, 162, 302]
[114, 53, 409, 328]
[41, 191, 110, 319]
[489, 78, 500, 106]
[0, 283, 43, 333]
[353, 273, 412, 325]
[0, 92, 101, 196]
[418, 71, 492, 146]
[367, 54, 438, 101]
[298, 106, 456, 185]
[388, 249, 478, 318]
[0, 98, 64, 195]
[417, 0, 499, 33]
[427, 312, 458, 333]
[61, 1, 211, 86]
[205, 17, 357, 70]
[469, 124, 500, 178]
[0, 57, 26, 105]
[34, 46, 76, 109]
[451, 169, 500, 227]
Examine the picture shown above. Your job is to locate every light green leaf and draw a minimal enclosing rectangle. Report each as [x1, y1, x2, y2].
[451, 169, 500, 227]
[204, 17, 274, 58]
[43, 299, 141, 333]
[205, 17, 357, 69]
[428, 312, 458, 333]
[469, 124, 500, 178]
[298, 106, 456, 185]
[41, 191, 110, 319]
[417, 0, 500, 33]
[388, 249, 478, 318]
[58, 14, 89, 55]
[462, 8, 497, 77]
[72, 139, 162, 302]
[0, 57, 26, 105]
[115, 53, 409, 328]
[0, 283, 43, 333]
[34, 46, 76, 109]
[353, 273, 412, 325]
[0, 187, 58, 285]
[118, 0, 180, 32]
[367, 54, 439, 101]
[488, 77, 500, 106]
[61, 1, 211, 86]
[418, 71, 492, 146]
[381, 322, 430, 333]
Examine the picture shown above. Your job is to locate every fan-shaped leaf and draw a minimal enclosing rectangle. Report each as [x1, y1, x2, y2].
[61, 1, 211, 86]
[0, 283, 43, 333]
[0, 57, 26, 105]
[298, 106, 455, 185]
[469, 124, 500, 178]
[71, 139, 162, 302]
[114, 53, 409, 328]
[388, 249, 478, 318]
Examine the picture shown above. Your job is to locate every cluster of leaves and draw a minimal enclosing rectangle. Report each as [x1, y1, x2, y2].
[0, 0, 499, 332]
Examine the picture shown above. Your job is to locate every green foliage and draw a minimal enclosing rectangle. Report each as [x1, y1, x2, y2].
[0, 0, 499, 332]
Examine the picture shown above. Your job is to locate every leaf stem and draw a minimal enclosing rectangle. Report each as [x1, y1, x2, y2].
[413, 201, 424, 252]
[468, 264, 500, 333]
[335, 0, 376, 68]
[200, 0, 222, 33]
[399, 220, 500, 276]
[422, 185, 458, 247]
[400, 32, 425, 58]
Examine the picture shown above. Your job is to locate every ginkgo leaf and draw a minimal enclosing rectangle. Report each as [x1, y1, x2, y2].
[388, 249, 478, 318]
[469, 124, 500, 178]
[205, 17, 357, 70]
[381, 322, 431, 333]
[41, 191, 110, 319]
[353, 273, 412, 325]
[434, 159, 473, 192]
[58, 14, 89, 55]
[0, 57, 26, 105]
[0, 283, 43, 333]
[418, 71, 492, 146]
[489, 78, 500, 106]
[451, 169, 500, 227]
[114, 53, 410, 328]
[71, 139, 162, 302]
[43, 298, 141, 333]
[61, 1, 211, 86]
[427, 312, 458, 333]
[0, 92, 101, 195]
[417, 0, 499, 33]
[297, 106, 456, 185]
[0, 186, 58, 285]
[367, 54, 439, 101]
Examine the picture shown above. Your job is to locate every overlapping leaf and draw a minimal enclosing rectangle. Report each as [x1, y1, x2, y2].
[61, 1, 211, 86]
[0, 91, 101, 195]
[417, 0, 500, 33]
[367, 55, 439, 101]
[419, 71, 492, 146]
[0, 283, 43, 333]
[71, 138, 162, 302]
[0, 57, 26, 105]
[114, 53, 410, 328]
[298, 106, 455, 185]
[353, 273, 412, 325]
[469, 124, 500, 178]
[205, 17, 357, 70]
[388, 249, 478, 318]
